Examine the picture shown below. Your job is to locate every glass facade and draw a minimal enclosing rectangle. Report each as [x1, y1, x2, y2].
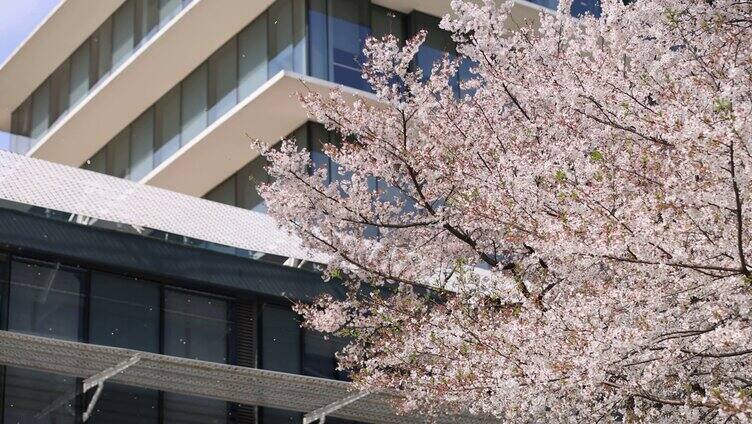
[83, 0, 308, 180]
[164, 289, 230, 363]
[309, 0, 371, 91]
[0, 250, 348, 423]
[7, 259, 85, 342]
[529, 0, 601, 16]
[7, 0, 604, 157]
[9, 0, 195, 155]
[3, 367, 78, 423]
[80, 0, 452, 182]
[89, 272, 160, 352]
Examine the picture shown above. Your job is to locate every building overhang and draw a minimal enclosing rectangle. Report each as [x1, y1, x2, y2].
[0, 0, 125, 131]
[0, 330, 495, 423]
[0, 149, 326, 266]
[26, 0, 276, 167]
[141, 71, 381, 198]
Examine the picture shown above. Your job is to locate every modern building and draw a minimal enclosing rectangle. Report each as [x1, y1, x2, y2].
[0, 0, 600, 423]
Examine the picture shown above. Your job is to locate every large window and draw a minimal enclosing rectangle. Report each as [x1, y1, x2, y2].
[107, 127, 131, 179]
[3, 367, 78, 423]
[69, 42, 91, 107]
[135, 0, 160, 46]
[89, 384, 160, 424]
[7, 259, 85, 342]
[154, 85, 182, 166]
[9, 98, 31, 154]
[164, 288, 231, 363]
[409, 11, 459, 94]
[29, 81, 50, 140]
[49, 61, 71, 125]
[130, 108, 156, 181]
[371, 5, 405, 41]
[238, 16, 268, 99]
[328, 0, 370, 91]
[303, 331, 347, 380]
[163, 393, 231, 424]
[88, 272, 162, 424]
[181, 63, 208, 142]
[261, 304, 301, 374]
[260, 302, 355, 423]
[91, 18, 114, 83]
[309, 0, 371, 91]
[89, 272, 160, 352]
[208, 38, 239, 124]
[261, 304, 302, 423]
[112, 0, 136, 68]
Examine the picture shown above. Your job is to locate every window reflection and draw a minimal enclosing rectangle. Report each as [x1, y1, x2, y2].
[89, 384, 160, 424]
[0, 252, 356, 421]
[328, 0, 370, 91]
[7, 259, 84, 342]
[89, 272, 160, 352]
[3, 367, 78, 424]
[164, 289, 231, 363]
[261, 303, 301, 374]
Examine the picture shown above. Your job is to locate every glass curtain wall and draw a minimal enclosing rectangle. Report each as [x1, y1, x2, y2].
[0, 256, 236, 423]
[8, 0, 603, 159]
[529, 0, 602, 16]
[9, 0, 195, 154]
[84, 0, 307, 180]
[80, 0, 457, 181]
[80, 0, 461, 182]
[309, 0, 371, 91]
[0, 253, 350, 422]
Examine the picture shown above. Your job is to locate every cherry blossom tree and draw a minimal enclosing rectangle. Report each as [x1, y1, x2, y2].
[258, 0, 752, 421]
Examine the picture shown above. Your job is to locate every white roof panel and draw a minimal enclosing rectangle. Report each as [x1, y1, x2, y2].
[0, 150, 325, 263]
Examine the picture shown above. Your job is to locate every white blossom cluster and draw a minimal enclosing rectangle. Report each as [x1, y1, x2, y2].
[259, 0, 752, 421]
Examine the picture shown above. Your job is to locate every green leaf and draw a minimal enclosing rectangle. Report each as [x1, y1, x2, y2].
[713, 98, 732, 115]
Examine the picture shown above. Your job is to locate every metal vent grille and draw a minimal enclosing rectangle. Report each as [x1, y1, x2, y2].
[235, 299, 258, 424]
[0, 150, 326, 263]
[236, 300, 257, 369]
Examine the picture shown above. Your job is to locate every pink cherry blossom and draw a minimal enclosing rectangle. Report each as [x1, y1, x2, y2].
[260, 0, 752, 421]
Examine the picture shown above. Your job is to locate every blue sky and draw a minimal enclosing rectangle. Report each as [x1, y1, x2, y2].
[0, 0, 61, 63]
[0, 0, 61, 148]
